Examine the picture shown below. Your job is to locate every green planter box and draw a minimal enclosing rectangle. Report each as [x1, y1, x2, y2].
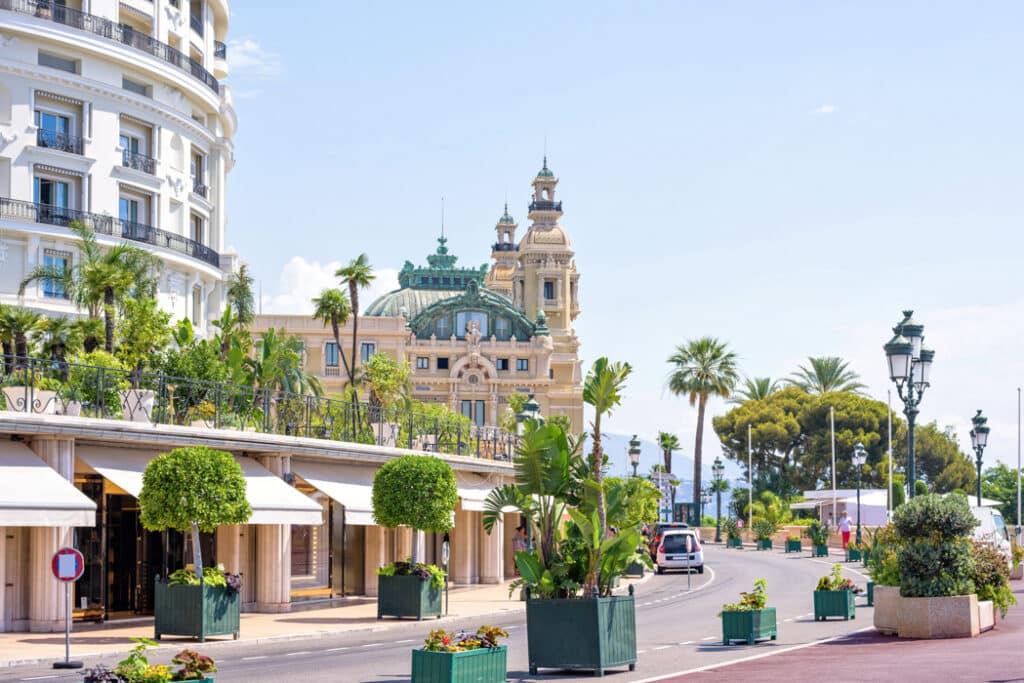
[377, 574, 442, 620]
[812, 544, 829, 557]
[846, 548, 862, 562]
[624, 560, 645, 578]
[814, 590, 856, 621]
[411, 646, 507, 683]
[154, 582, 239, 642]
[525, 590, 636, 677]
[721, 607, 777, 645]
[756, 539, 772, 551]
[866, 581, 874, 607]
[726, 538, 743, 549]
[785, 539, 802, 553]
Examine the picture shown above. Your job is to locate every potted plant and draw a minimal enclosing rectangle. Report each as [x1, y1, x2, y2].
[410, 625, 508, 683]
[115, 298, 170, 423]
[752, 518, 777, 551]
[66, 350, 130, 418]
[970, 539, 1017, 628]
[83, 638, 218, 682]
[813, 564, 858, 621]
[807, 519, 830, 557]
[846, 541, 863, 563]
[866, 524, 901, 634]
[1, 368, 62, 414]
[720, 579, 777, 645]
[723, 518, 743, 548]
[139, 446, 251, 641]
[372, 454, 458, 620]
[785, 533, 802, 553]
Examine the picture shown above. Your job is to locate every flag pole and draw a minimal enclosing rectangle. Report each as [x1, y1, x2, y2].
[831, 405, 837, 525]
[747, 423, 753, 532]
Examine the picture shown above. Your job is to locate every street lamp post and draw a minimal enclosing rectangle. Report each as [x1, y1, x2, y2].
[970, 409, 990, 508]
[852, 442, 867, 546]
[628, 434, 641, 478]
[700, 487, 711, 528]
[883, 310, 934, 499]
[712, 457, 725, 542]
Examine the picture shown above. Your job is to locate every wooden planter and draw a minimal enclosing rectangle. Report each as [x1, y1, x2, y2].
[756, 539, 772, 551]
[377, 574, 442, 620]
[721, 607, 777, 645]
[726, 538, 743, 549]
[785, 539, 802, 553]
[411, 646, 507, 683]
[813, 590, 856, 621]
[154, 582, 239, 642]
[525, 589, 636, 677]
[812, 544, 829, 557]
[846, 548, 862, 562]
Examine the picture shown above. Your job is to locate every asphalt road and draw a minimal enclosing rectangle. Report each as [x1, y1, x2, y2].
[0, 546, 871, 683]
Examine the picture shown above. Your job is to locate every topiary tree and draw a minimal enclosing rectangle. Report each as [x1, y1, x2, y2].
[893, 493, 977, 598]
[139, 446, 251, 581]
[372, 455, 458, 566]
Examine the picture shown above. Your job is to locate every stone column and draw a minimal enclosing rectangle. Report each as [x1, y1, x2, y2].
[450, 507, 479, 585]
[27, 438, 75, 632]
[503, 517, 518, 577]
[255, 455, 291, 612]
[479, 513, 503, 584]
[216, 525, 241, 574]
[363, 526, 388, 597]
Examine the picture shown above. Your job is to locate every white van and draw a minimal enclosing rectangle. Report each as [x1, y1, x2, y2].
[971, 506, 1012, 569]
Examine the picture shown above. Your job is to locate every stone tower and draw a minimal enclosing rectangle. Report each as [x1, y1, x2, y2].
[485, 204, 518, 299]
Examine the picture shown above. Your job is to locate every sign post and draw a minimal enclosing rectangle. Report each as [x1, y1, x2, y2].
[51, 547, 84, 670]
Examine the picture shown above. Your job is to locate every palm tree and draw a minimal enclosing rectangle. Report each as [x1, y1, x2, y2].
[729, 376, 780, 404]
[5, 307, 43, 362]
[666, 337, 739, 522]
[335, 254, 375, 389]
[582, 356, 632, 591]
[656, 432, 681, 508]
[72, 317, 103, 354]
[249, 327, 322, 396]
[312, 288, 352, 383]
[0, 305, 13, 373]
[34, 316, 79, 364]
[788, 356, 866, 394]
[225, 263, 255, 326]
[19, 222, 159, 353]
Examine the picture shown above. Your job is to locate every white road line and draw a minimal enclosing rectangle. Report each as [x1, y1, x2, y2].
[505, 625, 519, 629]
[653, 645, 672, 651]
[284, 651, 311, 657]
[362, 643, 382, 648]
[21, 677, 58, 681]
[783, 618, 794, 622]
[630, 627, 874, 682]
[325, 647, 350, 652]
[677, 641, 693, 646]
[637, 650, 647, 655]
[700, 636, 715, 641]
[396, 639, 415, 644]
[241, 656, 267, 661]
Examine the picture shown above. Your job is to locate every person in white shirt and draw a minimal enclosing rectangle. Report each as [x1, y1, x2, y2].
[838, 512, 852, 549]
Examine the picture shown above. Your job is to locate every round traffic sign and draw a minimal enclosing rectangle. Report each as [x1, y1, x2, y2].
[51, 547, 84, 583]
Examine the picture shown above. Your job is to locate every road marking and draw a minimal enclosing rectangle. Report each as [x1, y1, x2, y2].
[701, 636, 715, 641]
[362, 643, 382, 648]
[506, 625, 519, 629]
[653, 645, 672, 650]
[629, 627, 874, 682]
[396, 639, 415, 644]
[326, 647, 350, 652]
[285, 651, 311, 657]
[637, 650, 646, 654]
[783, 618, 793, 622]
[21, 677, 58, 681]
[242, 656, 267, 661]
[677, 641, 693, 646]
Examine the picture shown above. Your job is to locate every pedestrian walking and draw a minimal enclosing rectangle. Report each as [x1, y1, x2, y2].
[838, 511, 852, 549]
[512, 526, 528, 575]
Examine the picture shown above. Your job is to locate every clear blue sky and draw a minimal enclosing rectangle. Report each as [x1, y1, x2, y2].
[226, 2, 1024, 471]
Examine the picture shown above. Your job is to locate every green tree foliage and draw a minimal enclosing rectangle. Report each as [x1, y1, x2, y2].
[335, 254, 375, 387]
[372, 455, 457, 565]
[605, 476, 661, 528]
[312, 287, 352, 383]
[66, 350, 129, 413]
[139, 446, 251, 575]
[364, 353, 409, 406]
[981, 463, 1022, 523]
[787, 356, 866, 394]
[748, 490, 792, 527]
[115, 298, 171, 383]
[248, 327, 322, 396]
[729, 376, 780, 404]
[657, 431, 680, 475]
[893, 494, 977, 598]
[498, 392, 529, 432]
[910, 422, 976, 493]
[225, 263, 255, 326]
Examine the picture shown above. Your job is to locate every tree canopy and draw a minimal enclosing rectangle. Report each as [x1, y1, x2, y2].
[787, 356, 866, 395]
[371, 455, 457, 532]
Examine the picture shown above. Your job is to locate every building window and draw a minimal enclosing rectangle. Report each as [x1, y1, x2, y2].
[122, 77, 150, 97]
[191, 149, 207, 196]
[35, 110, 73, 150]
[38, 51, 77, 74]
[437, 357, 449, 370]
[119, 196, 141, 225]
[517, 358, 529, 372]
[325, 342, 339, 367]
[190, 214, 204, 244]
[543, 280, 555, 300]
[416, 357, 429, 370]
[495, 317, 510, 340]
[460, 400, 486, 427]
[435, 317, 449, 338]
[191, 286, 201, 324]
[360, 343, 375, 362]
[496, 358, 509, 371]
[456, 311, 488, 338]
[42, 250, 70, 299]
[549, 369, 554, 379]
[34, 177, 69, 208]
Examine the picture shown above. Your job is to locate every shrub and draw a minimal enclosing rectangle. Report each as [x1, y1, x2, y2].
[722, 517, 741, 540]
[865, 525, 901, 587]
[372, 455, 457, 567]
[970, 540, 1017, 618]
[893, 494, 977, 598]
[377, 560, 446, 589]
[816, 564, 860, 592]
[752, 517, 778, 541]
[67, 350, 129, 416]
[806, 519, 830, 546]
[721, 579, 768, 612]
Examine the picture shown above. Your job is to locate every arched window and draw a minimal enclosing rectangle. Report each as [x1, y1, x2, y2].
[456, 311, 488, 338]
[435, 316, 449, 338]
[495, 317, 510, 340]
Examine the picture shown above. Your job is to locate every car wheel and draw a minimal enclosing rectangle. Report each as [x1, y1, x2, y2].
[698, 565, 705, 574]
[655, 566, 663, 575]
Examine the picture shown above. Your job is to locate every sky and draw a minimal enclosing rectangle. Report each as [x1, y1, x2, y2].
[223, 2, 1024, 477]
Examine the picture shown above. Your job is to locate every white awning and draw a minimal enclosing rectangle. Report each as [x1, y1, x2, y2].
[789, 501, 820, 510]
[291, 461, 377, 526]
[0, 442, 95, 526]
[76, 446, 323, 526]
[456, 472, 496, 512]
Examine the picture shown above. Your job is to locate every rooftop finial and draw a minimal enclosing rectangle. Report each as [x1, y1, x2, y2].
[440, 196, 445, 239]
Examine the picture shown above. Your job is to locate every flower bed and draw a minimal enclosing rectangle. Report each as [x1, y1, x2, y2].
[411, 626, 508, 683]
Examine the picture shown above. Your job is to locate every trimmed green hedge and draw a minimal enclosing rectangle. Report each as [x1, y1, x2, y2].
[372, 455, 457, 532]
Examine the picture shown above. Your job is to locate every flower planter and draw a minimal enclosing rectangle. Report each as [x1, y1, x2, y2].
[154, 581, 239, 642]
[2, 387, 57, 414]
[896, 594, 979, 639]
[978, 600, 995, 633]
[813, 590, 856, 621]
[785, 539, 802, 553]
[525, 589, 636, 676]
[866, 581, 874, 607]
[721, 607, 777, 645]
[119, 389, 156, 423]
[624, 560, 645, 578]
[756, 539, 772, 551]
[61, 400, 82, 417]
[411, 646, 507, 683]
[812, 544, 829, 558]
[846, 548, 862, 563]
[872, 585, 901, 635]
[377, 574, 442, 620]
[726, 538, 743, 549]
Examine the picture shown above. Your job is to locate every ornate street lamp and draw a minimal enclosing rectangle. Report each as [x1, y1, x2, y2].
[852, 441, 867, 546]
[628, 434, 641, 478]
[515, 393, 543, 434]
[884, 310, 934, 498]
[700, 487, 711, 527]
[970, 409, 990, 507]
[712, 456, 725, 542]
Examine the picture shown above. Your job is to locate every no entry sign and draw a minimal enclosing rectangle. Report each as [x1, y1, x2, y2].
[51, 547, 84, 583]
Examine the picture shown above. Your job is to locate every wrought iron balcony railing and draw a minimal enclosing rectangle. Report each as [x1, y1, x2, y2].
[0, 198, 221, 268]
[0, 0, 220, 94]
[189, 12, 202, 36]
[36, 128, 84, 154]
[492, 243, 517, 252]
[528, 200, 562, 212]
[191, 178, 208, 198]
[122, 149, 156, 174]
[0, 355, 518, 461]
[214, 41, 226, 59]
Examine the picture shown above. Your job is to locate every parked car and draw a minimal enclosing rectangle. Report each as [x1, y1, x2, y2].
[655, 529, 704, 574]
[647, 522, 691, 560]
[971, 506, 1012, 569]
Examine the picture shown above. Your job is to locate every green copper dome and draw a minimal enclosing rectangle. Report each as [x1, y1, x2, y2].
[498, 203, 515, 224]
[537, 156, 554, 178]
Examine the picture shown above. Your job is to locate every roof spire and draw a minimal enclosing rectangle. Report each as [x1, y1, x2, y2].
[440, 196, 445, 239]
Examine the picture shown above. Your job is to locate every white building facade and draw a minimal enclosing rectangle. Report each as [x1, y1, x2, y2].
[0, 0, 237, 330]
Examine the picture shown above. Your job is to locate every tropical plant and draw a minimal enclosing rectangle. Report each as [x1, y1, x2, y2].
[249, 327, 322, 396]
[72, 316, 104, 354]
[816, 564, 860, 592]
[364, 353, 409, 407]
[667, 337, 739, 521]
[225, 263, 255, 326]
[721, 579, 768, 612]
[722, 517, 741, 541]
[33, 315, 80, 369]
[656, 431, 680, 476]
[788, 356, 866, 395]
[170, 649, 218, 681]
[893, 493, 977, 598]
[376, 560, 446, 590]
[335, 253, 375, 388]
[730, 376, 780, 404]
[139, 446, 251, 580]
[747, 490, 792, 528]
[4, 306, 43, 362]
[312, 287, 352, 383]
[806, 519, 830, 546]
[752, 517, 778, 542]
[372, 455, 457, 566]
[115, 298, 171, 387]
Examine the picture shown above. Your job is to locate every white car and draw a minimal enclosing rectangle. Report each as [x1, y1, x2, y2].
[971, 506, 1012, 569]
[655, 529, 704, 574]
